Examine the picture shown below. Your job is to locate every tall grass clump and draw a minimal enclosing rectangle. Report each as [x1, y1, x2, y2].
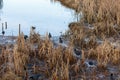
[79, 0, 120, 37]
[47, 46, 77, 80]
[13, 33, 30, 76]
[1, 71, 22, 80]
[37, 33, 77, 79]
[38, 34, 53, 60]
[29, 27, 41, 43]
[87, 40, 120, 70]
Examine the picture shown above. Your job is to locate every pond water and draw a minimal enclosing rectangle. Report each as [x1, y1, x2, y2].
[0, 0, 75, 36]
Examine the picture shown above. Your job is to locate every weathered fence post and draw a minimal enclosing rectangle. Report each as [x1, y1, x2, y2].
[19, 24, 21, 36]
[5, 22, 7, 29]
[2, 23, 4, 31]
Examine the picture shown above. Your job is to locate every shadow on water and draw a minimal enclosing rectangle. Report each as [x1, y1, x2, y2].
[0, 0, 3, 9]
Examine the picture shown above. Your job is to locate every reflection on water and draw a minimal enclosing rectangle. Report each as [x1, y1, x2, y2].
[0, 0, 74, 36]
[0, 0, 3, 9]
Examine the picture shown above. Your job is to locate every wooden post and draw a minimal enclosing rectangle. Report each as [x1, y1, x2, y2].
[5, 22, 7, 29]
[19, 24, 21, 36]
[2, 23, 4, 31]
[2, 23, 5, 36]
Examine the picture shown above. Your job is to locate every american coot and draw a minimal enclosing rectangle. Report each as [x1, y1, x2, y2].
[59, 37, 63, 43]
[74, 48, 82, 56]
[73, 48, 82, 59]
[29, 74, 41, 80]
[2, 31, 5, 36]
[110, 73, 114, 80]
[88, 61, 94, 65]
[32, 26, 36, 30]
[24, 35, 28, 40]
[48, 33, 52, 38]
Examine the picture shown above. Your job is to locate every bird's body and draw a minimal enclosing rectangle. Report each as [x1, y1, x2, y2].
[2, 31, 5, 36]
[32, 26, 36, 30]
[48, 33, 52, 38]
[73, 48, 82, 59]
[24, 35, 28, 40]
[74, 48, 82, 56]
[59, 37, 63, 43]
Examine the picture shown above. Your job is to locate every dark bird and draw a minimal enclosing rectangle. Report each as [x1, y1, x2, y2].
[74, 48, 82, 56]
[2, 31, 5, 36]
[110, 73, 114, 80]
[32, 26, 36, 30]
[59, 37, 63, 43]
[29, 74, 41, 80]
[88, 61, 94, 65]
[24, 35, 28, 40]
[48, 32, 52, 38]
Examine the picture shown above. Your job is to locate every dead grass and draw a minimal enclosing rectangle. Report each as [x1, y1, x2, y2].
[0, 71, 22, 80]
[0, 31, 120, 79]
[57, 0, 120, 37]
[55, 0, 120, 79]
[13, 33, 30, 76]
[0, 0, 120, 79]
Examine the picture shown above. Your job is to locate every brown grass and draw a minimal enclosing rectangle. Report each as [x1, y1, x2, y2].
[57, 0, 120, 37]
[0, 0, 120, 79]
[0, 71, 22, 80]
[14, 33, 31, 75]
[0, 30, 120, 79]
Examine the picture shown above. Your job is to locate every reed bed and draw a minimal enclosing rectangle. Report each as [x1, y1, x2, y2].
[57, 0, 120, 37]
[0, 30, 120, 79]
[0, 0, 120, 79]
[55, 0, 120, 79]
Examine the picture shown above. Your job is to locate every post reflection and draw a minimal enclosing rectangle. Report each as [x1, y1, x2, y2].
[0, 0, 3, 9]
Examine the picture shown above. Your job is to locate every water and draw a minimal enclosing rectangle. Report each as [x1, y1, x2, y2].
[0, 0, 75, 36]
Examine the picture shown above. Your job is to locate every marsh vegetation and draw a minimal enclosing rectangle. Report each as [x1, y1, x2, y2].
[0, 0, 120, 80]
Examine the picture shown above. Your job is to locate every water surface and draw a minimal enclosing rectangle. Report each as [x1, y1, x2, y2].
[0, 0, 74, 36]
